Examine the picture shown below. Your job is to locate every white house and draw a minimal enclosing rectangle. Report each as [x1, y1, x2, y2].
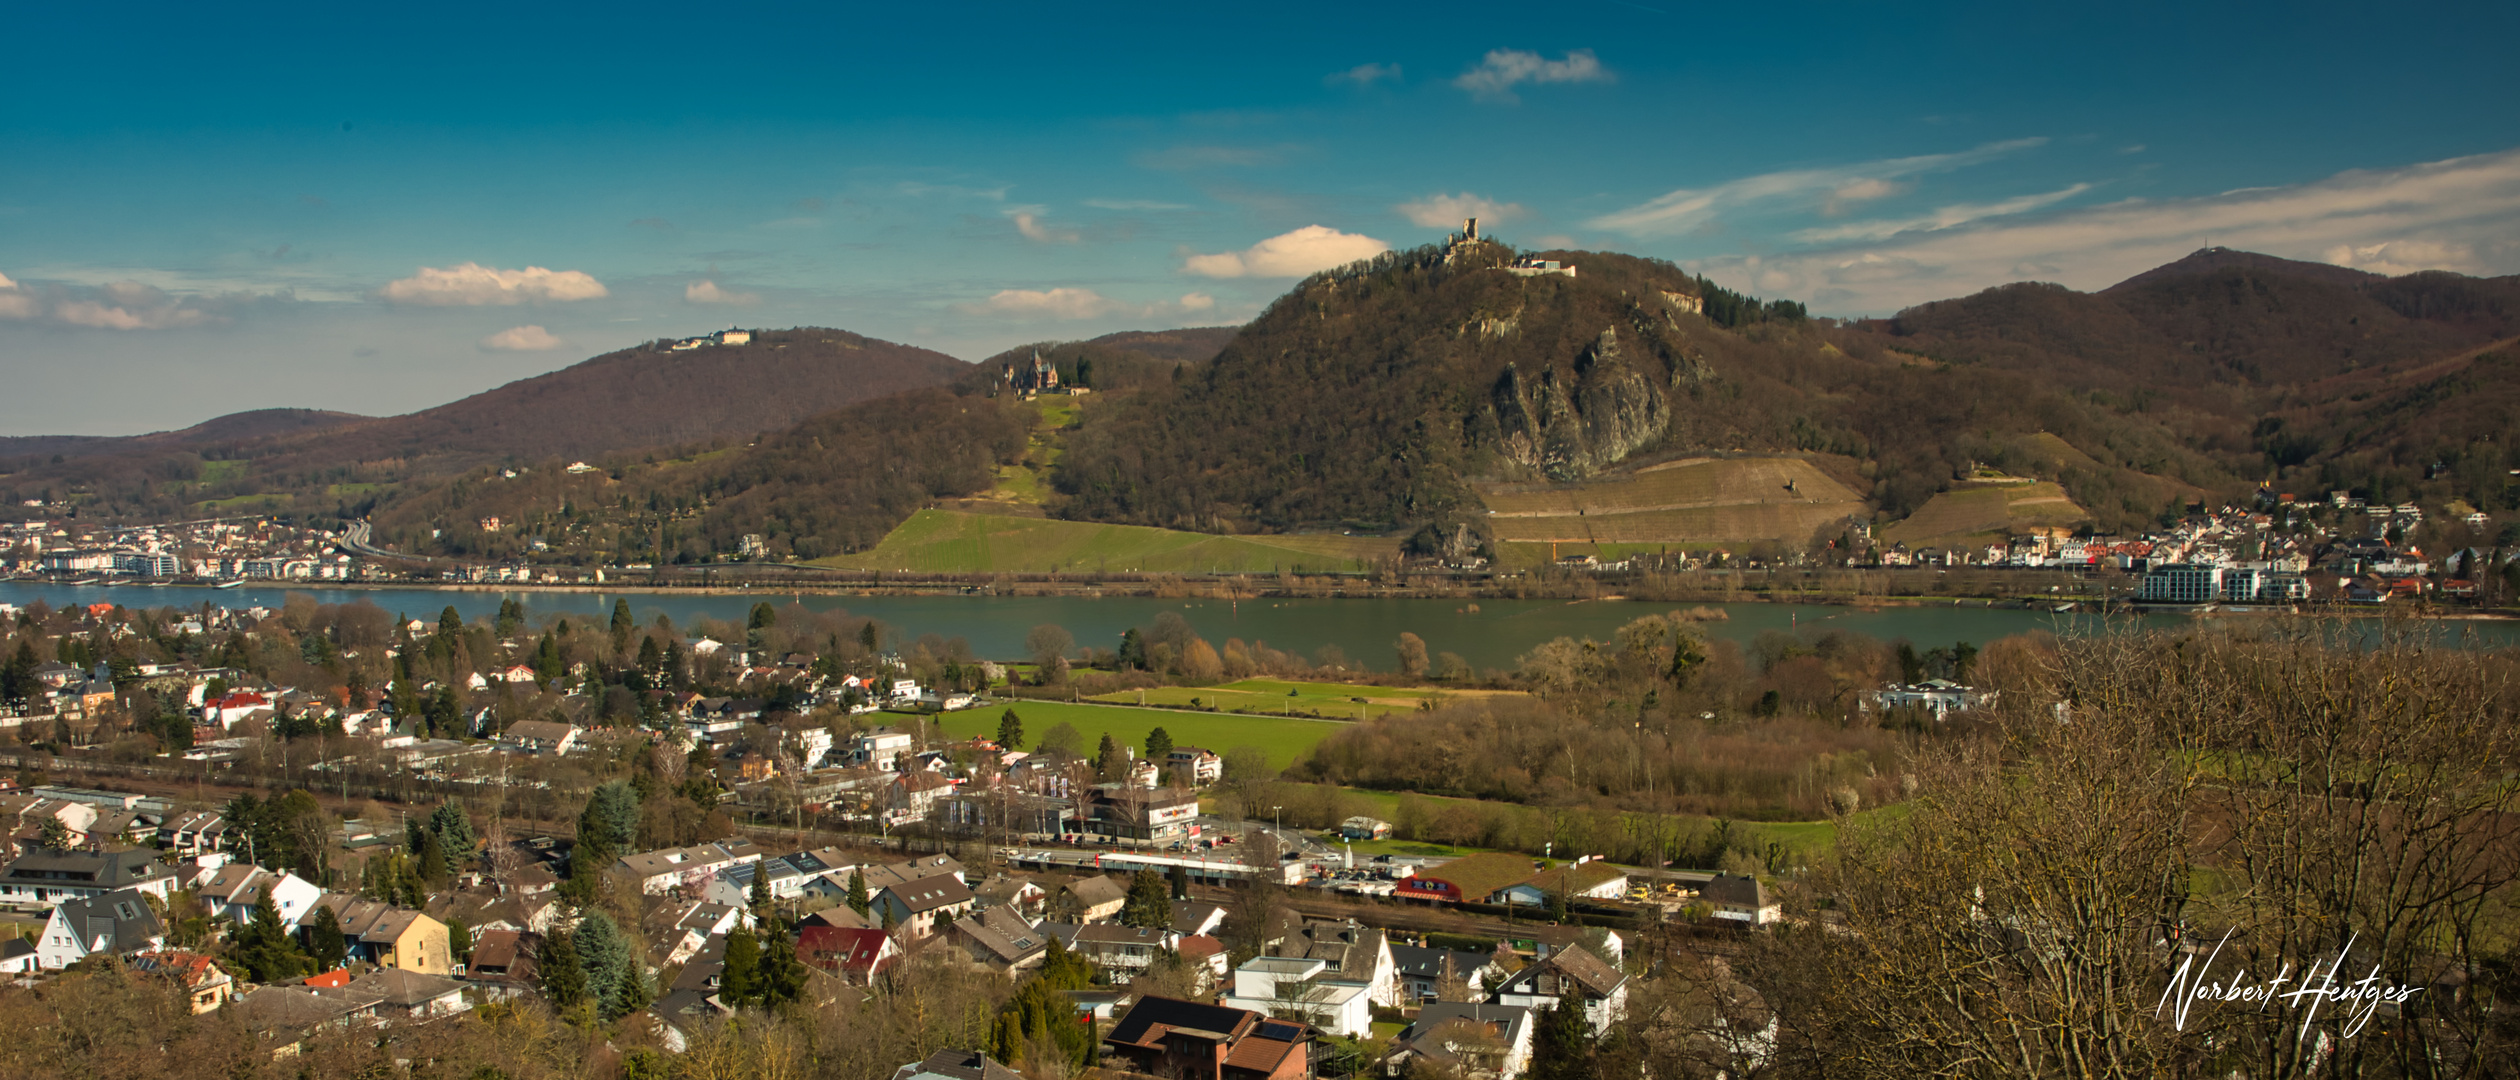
[1221, 955, 1373, 1037]
[38, 887, 166, 970]
[196, 864, 323, 926]
[1491, 946, 1628, 1033]
[1701, 873, 1781, 925]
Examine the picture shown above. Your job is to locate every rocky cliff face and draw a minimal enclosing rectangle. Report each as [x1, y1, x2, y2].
[1490, 327, 1671, 480]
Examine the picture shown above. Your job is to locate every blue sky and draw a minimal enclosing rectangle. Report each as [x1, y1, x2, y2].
[4, 0, 2517, 434]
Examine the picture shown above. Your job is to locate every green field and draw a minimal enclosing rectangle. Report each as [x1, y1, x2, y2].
[199, 459, 249, 485]
[1312, 784, 1845, 868]
[924, 699, 1349, 773]
[1087, 677, 1525, 721]
[812, 510, 1397, 574]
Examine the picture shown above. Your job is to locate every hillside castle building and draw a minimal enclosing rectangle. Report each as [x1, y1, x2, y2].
[1000, 350, 1061, 394]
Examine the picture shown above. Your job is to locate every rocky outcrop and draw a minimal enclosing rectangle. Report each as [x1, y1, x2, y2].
[1490, 328, 1670, 480]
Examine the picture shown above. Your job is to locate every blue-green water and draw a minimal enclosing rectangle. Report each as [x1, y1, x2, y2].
[3, 581, 2509, 672]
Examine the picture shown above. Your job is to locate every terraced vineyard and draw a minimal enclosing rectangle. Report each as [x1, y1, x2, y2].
[1474, 455, 1867, 550]
[1880, 479, 2090, 547]
[1088, 677, 1528, 720]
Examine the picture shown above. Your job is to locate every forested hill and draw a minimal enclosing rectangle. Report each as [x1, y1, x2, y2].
[964, 326, 1242, 392]
[0, 328, 970, 520]
[1051, 242, 2520, 542]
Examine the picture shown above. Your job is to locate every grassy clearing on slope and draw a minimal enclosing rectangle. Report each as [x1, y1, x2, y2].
[1088, 677, 1528, 721]
[812, 510, 1396, 574]
[926, 699, 1345, 773]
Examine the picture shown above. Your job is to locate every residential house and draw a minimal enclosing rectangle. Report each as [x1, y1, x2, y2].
[892, 1049, 1024, 1080]
[0, 848, 177, 909]
[1384, 1003, 1535, 1080]
[874, 874, 976, 937]
[855, 727, 917, 769]
[1269, 918, 1400, 1008]
[644, 900, 746, 967]
[349, 968, 471, 1019]
[1084, 786, 1201, 843]
[1221, 956, 1373, 1038]
[953, 906, 1050, 977]
[1069, 923, 1181, 981]
[1490, 945, 1628, 1032]
[970, 875, 1046, 917]
[1392, 851, 1539, 907]
[135, 950, 239, 1013]
[304, 894, 455, 975]
[799, 925, 901, 983]
[1171, 899, 1229, 937]
[37, 887, 167, 969]
[1491, 857, 1627, 907]
[1700, 873, 1780, 925]
[158, 810, 230, 857]
[462, 929, 540, 998]
[497, 720, 579, 757]
[615, 840, 765, 895]
[886, 772, 956, 824]
[1390, 943, 1496, 1004]
[1053, 875, 1129, 923]
[1166, 747, 1224, 787]
[1103, 995, 1319, 1080]
[196, 864, 322, 926]
[228, 985, 387, 1055]
[0, 938, 36, 975]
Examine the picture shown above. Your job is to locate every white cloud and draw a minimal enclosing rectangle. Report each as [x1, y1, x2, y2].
[1588, 138, 2049, 236]
[1183, 225, 1390, 278]
[1692, 147, 2520, 314]
[1794, 183, 2094, 243]
[379, 262, 610, 305]
[959, 288, 1126, 320]
[0, 272, 34, 320]
[1454, 49, 1611, 102]
[1328, 62, 1402, 87]
[480, 325, 564, 351]
[1008, 207, 1080, 244]
[1397, 193, 1527, 229]
[1179, 292, 1216, 311]
[684, 280, 760, 306]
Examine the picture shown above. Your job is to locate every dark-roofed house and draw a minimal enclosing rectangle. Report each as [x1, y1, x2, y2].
[953, 906, 1049, 977]
[303, 894, 453, 975]
[1392, 852, 1537, 908]
[1491, 945, 1628, 1032]
[0, 937, 36, 975]
[1070, 923, 1180, 979]
[891, 1049, 1026, 1080]
[875, 874, 975, 937]
[1700, 873, 1780, 925]
[1105, 995, 1318, 1080]
[1269, 919, 1398, 1007]
[1390, 943, 1497, 1004]
[0, 848, 176, 909]
[37, 887, 165, 969]
[1384, 1003, 1535, 1080]
[462, 929, 540, 998]
[229, 985, 386, 1056]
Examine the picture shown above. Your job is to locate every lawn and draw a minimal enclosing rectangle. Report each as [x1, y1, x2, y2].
[1086, 678, 1527, 721]
[924, 699, 1350, 774]
[810, 510, 1397, 574]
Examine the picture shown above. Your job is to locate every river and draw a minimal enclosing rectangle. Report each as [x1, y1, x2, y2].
[3, 581, 2510, 672]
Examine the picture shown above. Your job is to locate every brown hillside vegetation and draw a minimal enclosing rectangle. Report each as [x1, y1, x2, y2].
[1477, 455, 1867, 546]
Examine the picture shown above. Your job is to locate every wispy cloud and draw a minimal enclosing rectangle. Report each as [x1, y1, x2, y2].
[956, 288, 1221, 321]
[1454, 49, 1611, 103]
[1327, 62, 1402, 87]
[1183, 225, 1390, 278]
[1007, 206, 1080, 243]
[378, 262, 609, 305]
[1084, 198, 1193, 211]
[0, 273, 222, 329]
[1793, 183, 2094, 243]
[1588, 138, 2048, 236]
[684, 280, 759, 306]
[1397, 192, 1527, 229]
[1696, 147, 2520, 313]
[480, 325, 564, 351]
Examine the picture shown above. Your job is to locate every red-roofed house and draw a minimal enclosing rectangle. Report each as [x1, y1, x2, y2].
[799, 926, 901, 984]
[303, 968, 352, 988]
